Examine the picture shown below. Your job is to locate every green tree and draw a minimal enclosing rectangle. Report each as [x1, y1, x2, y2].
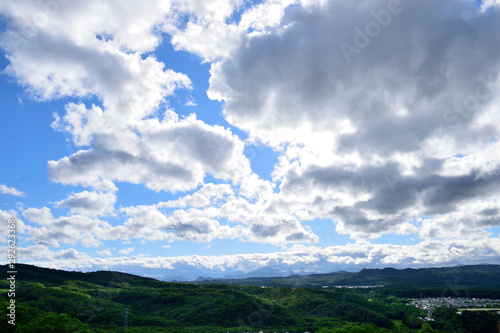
[419, 322, 437, 333]
[16, 312, 92, 333]
[457, 311, 500, 333]
[316, 328, 335, 333]
[338, 322, 378, 333]
[403, 313, 423, 329]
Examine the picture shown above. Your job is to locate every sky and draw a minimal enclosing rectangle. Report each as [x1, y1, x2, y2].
[0, 0, 500, 280]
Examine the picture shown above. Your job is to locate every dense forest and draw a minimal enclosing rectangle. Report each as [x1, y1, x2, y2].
[1, 264, 499, 332]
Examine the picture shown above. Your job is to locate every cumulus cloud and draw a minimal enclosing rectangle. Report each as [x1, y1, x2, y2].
[12, 237, 500, 275]
[164, 0, 244, 61]
[245, 218, 319, 245]
[16, 245, 94, 270]
[155, 185, 319, 245]
[2, 0, 500, 273]
[117, 204, 243, 243]
[158, 183, 234, 208]
[208, 0, 500, 240]
[119, 247, 135, 255]
[239, 0, 297, 33]
[164, 0, 308, 62]
[0, 0, 188, 104]
[97, 249, 112, 256]
[0, 0, 253, 194]
[481, 0, 498, 11]
[0, 210, 30, 244]
[0, 184, 25, 197]
[107, 182, 319, 245]
[49, 114, 251, 192]
[23, 207, 114, 247]
[56, 191, 116, 217]
[210, 0, 500, 148]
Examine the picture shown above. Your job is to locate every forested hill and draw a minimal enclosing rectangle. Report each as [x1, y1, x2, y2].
[195, 264, 500, 289]
[1, 263, 160, 288]
[0, 263, 398, 332]
[350, 265, 500, 286]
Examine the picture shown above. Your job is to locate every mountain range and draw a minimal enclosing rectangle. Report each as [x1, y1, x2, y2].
[192, 264, 500, 290]
[5, 263, 500, 290]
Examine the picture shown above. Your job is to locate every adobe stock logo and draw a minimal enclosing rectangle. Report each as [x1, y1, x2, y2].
[339, 0, 408, 64]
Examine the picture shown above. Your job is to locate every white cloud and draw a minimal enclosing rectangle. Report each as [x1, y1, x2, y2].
[17, 245, 94, 270]
[210, 0, 500, 148]
[168, 20, 243, 62]
[0, 184, 25, 197]
[158, 183, 233, 208]
[23, 207, 114, 247]
[164, 0, 308, 62]
[243, 218, 319, 245]
[56, 191, 116, 217]
[0, 210, 30, 244]
[49, 114, 251, 192]
[119, 247, 135, 255]
[239, 0, 296, 33]
[1, 0, 252, 195]
[11, 237, 500, 275]
[164, 0, 245, 61]
[238, 173, 274, 201]
[0, 1, 255, 195]
[419, 198, 500, 240]
[118, 204, 243, 243]
[1, 0, 500, 275]
[0, 0, 189, 105]
[97, 249, 112, 256]
[185, 97, 197, 107]
[155, 185, 320, 245]
[207, 0, 500, 240]
[481, 0, 498, 11]
[2, 1, 245, 197]
[0, 0, 171, 53]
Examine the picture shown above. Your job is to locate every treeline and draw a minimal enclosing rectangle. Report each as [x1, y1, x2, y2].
[378, 287, 500, 299]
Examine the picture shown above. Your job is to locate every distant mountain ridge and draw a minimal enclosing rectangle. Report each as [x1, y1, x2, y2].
[164, 266, 295, 282]
[2, 263, 500, 289]
[193, 264, 500, 289]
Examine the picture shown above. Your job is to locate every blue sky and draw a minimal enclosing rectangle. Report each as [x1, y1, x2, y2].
[1, 0, 500, 279]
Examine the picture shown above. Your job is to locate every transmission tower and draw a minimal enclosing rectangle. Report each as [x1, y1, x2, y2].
[123, 306, 128, 330]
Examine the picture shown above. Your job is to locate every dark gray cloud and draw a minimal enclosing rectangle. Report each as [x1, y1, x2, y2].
[211, 0, 500, 150]
[480, 208, 499, 217]
[251, 223, 281, 238]
[422, 172, 500, 215]
[247, 219, 318, 244]
[281, 159, 500, 236]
